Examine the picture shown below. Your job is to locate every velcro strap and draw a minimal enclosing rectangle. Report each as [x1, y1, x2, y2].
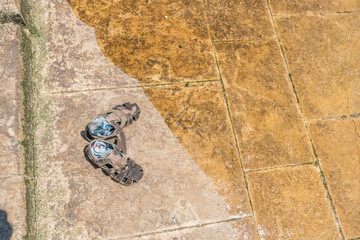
[108, 151, 127, 169]
[105, 111, 127, 129]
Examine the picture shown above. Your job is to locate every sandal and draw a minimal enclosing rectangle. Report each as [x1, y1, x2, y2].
[84, 102, 140, 142]
[84, 139, 144, 185]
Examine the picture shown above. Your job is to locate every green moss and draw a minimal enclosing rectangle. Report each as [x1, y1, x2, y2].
[19, 0, 47, 238]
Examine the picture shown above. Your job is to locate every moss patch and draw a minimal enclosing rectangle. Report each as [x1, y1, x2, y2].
[19, 0, 47, 239]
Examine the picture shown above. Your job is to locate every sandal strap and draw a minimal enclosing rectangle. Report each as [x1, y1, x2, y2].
[106, 131, 127, 154]
[106, 111, 127, 129]
[108, 150, 127, 170]
[116, 130, 127, 154]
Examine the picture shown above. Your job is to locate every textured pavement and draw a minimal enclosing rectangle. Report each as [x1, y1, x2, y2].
[0, 0, 27, 239]
[0, 0, 359, 239]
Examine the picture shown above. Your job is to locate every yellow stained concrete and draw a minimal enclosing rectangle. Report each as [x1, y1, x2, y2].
[247, 165, 341, 239]
[309, 118, 360, 238]
[66, 0, 112, 27]
[205, 0, 275, 41]
[144, 82, 251, 215]
[275, 14, 360, 120]
[269, 0, 360, 14]
[67, 0, 218, 84]
[66, 0, 276, 84]
[214, 41, 315, 170]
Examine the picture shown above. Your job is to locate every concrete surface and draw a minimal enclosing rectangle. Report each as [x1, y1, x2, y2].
[0, 3, 26, 238]
[0, 0, 359, 239]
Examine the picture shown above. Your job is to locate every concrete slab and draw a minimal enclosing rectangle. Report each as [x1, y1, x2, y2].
[0, 177, 27, 240]
[247, 165, 341, 239]
[275, 13, 360, 120]
[0, 24, 23, 176]
[309, 118, 360, 238]
[205, 0, 276, 41]
[214, 41, 315, 170]
[34, 88, 249, 238]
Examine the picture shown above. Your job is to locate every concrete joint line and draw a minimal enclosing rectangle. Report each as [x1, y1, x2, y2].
[245, 161, 315, 174]
[42, 79, 221, 95]
[273, 10, 360, 18]
[306, 112, 360, 123]
[211, 42, 260, 238]
[347, 237, 360, 240]
[265, 1, 346, 239]
[0, 173, 33, 181]
[212, 38, 276, 43]
[115, 216, 253, 240]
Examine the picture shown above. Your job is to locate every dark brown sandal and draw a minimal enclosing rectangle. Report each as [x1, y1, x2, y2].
[84, 139, 144, 185]
[84, 102, 140, 143]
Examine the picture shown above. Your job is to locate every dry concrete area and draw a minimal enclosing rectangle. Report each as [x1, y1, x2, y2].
[0, 0, 359, 239]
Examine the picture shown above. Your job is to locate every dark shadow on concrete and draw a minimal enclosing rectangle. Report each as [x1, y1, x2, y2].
[0, 210, 12, 240]
[80, 130, 87, 141]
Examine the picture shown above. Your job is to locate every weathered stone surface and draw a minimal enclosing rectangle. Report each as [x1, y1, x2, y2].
[0, 0, 19, 13]
[309, 118, 360, 238]
[247, 165, 341, 239]
[214, 41, 315, 170]
[144, 82, 251, 216]
[205, 0, 275, 41]
[0, 24, 22, 176]
[37, 0, 137, 93]
[269, 0, 360, 14]
[129, 217, 258, 240]
[35, 88, 241, 239]
[26, 0, 360, 239]
[275, 14, 360, 119]
[0, 177, 27, 240]
[67, 0, 218, 85]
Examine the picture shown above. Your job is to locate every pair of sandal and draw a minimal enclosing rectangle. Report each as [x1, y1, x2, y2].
[83, 103, 144, 186]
